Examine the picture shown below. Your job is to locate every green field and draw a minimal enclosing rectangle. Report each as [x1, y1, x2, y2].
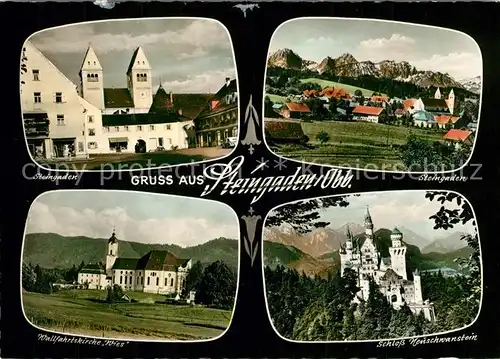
[23, 289, 232, 340]
[274, 121, 445, 170]
[266, 94, 289, 103]
[300, 78, 383, 97]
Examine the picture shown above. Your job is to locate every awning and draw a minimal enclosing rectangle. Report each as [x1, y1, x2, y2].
[109, 137, 129, 143]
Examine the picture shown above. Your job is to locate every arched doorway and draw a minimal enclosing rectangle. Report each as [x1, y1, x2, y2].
[135, 139, 146, 153]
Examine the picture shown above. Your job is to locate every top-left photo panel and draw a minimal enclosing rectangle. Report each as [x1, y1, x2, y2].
[20, 18, 239, 171]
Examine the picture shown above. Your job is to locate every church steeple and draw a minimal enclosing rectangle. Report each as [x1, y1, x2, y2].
[108, 227, 118, 244]
[79, 44, 104, 109]
[364, 206, 373, 229]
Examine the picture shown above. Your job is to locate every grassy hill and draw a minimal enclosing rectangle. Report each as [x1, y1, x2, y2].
[299, 78, 383, 97]
[266, 94, 289, 104]
[23, 233, 239, 270]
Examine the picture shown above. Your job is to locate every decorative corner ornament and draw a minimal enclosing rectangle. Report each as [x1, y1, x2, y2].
[241, 95, 262, 154]
[241, 208, 261, 267]
[233, 4, 260, 18]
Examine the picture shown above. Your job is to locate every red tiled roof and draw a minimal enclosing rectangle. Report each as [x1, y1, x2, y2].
[371, 95, 389, 102]
[319, 87, 351, 99]
[403, 99, 415, 110]
[443, 129, 472, 141]
[434, 115, 460, 125]
[303, 89, 317, 97]
[394, 109, 405, 115]
[285, 102, 310, 112]
[352, 106, 384, 116]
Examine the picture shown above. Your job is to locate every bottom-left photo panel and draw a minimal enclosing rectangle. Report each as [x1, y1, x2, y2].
[20, 190, 240, 342]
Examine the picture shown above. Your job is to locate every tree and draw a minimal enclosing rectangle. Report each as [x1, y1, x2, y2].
[264, 96, 280, 118]
[354, 89, 363, 97]
[196, 260, 236, 310]
[266, 196, 354, 234]
[183, 260, 203, 297]
[106, 284, 124, 303]
[316, 131, 330, 144]
[22, 263, 37, 292]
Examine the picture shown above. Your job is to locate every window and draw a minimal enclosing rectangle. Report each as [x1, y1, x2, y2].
[137, 73, 148, 82]
[120, 276, 123, 284]
[147, 277, 150, 285]
[129, 276, 132, 285]
[156, 277, 159, 286]
[170, 278, 174, 287]
[141, 277, 144, 285]
[87, 73, 99, 82]
[103, 127, 109, 133]
[167, 138, 172, 145]
[88, 115, 94, 123]
[137, 277, 140, 285]
[32, 69, 39, 81]
[124, 125, 129, 132]
[137, 125, 143, 131]
[158, 137, 164, 146]
[78, 142, 84, 152]
[232, 127, 237, 137]
[56, 115, 65, 126]
[114, 126, 120, 132]
[149, 125, 155, 131]
[165, 124, 171, 130]
[165, 278, 167, 286]
[33, 92, 41, 103]
[55, 92, 63, 103]
[88, 128, 95, 136]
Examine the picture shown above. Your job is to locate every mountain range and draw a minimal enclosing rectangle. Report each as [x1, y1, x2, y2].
[267, 48, 480, 91]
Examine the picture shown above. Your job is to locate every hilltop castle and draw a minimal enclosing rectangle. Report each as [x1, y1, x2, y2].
[78, 229, 192, 295]
[339, 207, 435, 321]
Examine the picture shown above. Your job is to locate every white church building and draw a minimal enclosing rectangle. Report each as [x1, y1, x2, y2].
[78, 230, 192, 295]
[21, 41, 234, 159]
[339, 207, 436, 321]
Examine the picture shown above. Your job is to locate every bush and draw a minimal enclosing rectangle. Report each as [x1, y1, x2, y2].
[316, 131, 330, 144]
[106, 284, 124, 303]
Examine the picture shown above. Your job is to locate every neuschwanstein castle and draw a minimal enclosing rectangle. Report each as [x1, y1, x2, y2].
[339, 207, 435, 321]
[77, 230, 192, 295]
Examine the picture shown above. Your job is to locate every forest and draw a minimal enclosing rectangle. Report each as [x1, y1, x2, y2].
[265, 191, 481, 341]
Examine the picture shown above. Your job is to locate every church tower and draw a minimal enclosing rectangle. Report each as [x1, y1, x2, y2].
[106, 228, 119, 275]
[434, 87, 442, 99]
[447, 89, 456, 114]
[364, 206, 374, 237]
[126, 46, 153, 112]
[79, 45, 105, 110]
[389, 227, 407, 280]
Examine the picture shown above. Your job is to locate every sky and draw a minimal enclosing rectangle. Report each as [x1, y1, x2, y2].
[269, 18, 482, 80]
[25, 191, 239, 247]
[27, 19, 236, 93]
[271, 191, 476, 241]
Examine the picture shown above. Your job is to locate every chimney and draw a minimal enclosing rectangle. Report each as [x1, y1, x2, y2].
[169, 91, 173, 105]
[225, 77, 231, 87]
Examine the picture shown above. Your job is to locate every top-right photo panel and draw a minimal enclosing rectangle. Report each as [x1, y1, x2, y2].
[264, 18, 482, 173]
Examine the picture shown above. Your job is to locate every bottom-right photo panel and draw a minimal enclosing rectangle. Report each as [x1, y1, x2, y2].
[263, 190, 481, 342]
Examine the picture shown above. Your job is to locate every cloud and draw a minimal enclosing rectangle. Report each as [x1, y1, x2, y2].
[160, 68, 236, 93]
[355, 33, 416, 62]
[411, 52, 482, 79]
[26, 202, 238, 247]
[305, 36, 338, 47]
[177, 48, 208, 60]
[30, 19, 231, 54]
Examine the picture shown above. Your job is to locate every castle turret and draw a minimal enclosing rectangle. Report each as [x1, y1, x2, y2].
[345, 225, 353, 250]
[413, 268, 423, 304]
[389, 227, 407, 280]
[106, 228, 118, 275]
[364, 206, 374, 236]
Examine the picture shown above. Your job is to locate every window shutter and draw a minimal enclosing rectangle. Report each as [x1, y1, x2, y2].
[52, 93, 56, 103]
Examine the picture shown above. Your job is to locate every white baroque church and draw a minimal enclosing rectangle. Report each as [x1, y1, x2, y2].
[21, 41, 236, 159]
[77, 230, 192, 295]
[339, 207, 436, 321]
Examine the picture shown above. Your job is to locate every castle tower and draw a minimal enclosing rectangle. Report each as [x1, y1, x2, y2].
[79, 45, 105, 110]
[106, 228, 119, 275]
[413, 268, 423, 304]
[389, 227, 407, 280]
[126, 46, 153, 111]
[345, 225, 353, 251]
[434, 87, 442, 99]
[364, 206, 374, 237]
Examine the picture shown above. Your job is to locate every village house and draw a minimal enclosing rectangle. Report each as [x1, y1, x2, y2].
[320, 87, 351, 100]
[394, 108, 405, 118]
[351, 105, 385, 123]
[280, 102, 311, 119]
[370, 95, 389, 104]
[21, 41, 236, 159]
[194, 78, 238, 147]
[78, 230, 192, 294]
[434, 114, 461, 129]
[412, 110, 436, 128]
[442, 129, 474, 150]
